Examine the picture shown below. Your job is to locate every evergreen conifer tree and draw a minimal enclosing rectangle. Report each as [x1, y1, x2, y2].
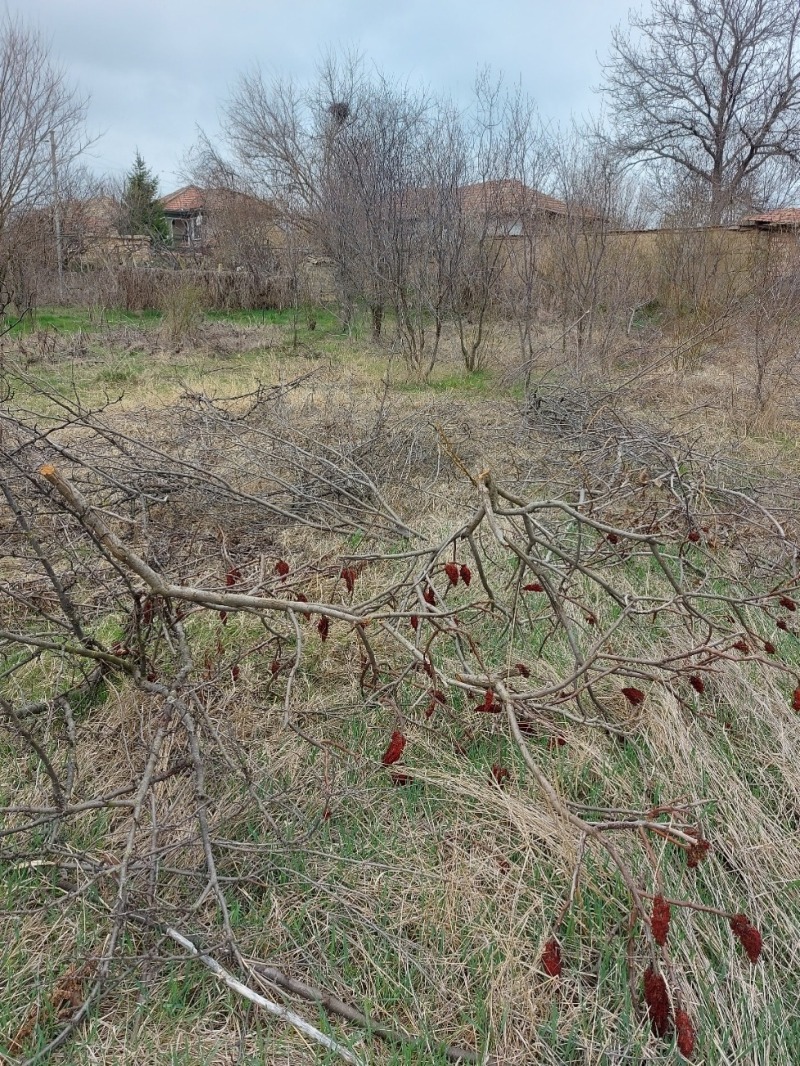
[121, 152, 170, 242]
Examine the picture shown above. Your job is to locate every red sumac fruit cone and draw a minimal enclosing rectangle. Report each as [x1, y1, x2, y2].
[675, 1009, 696, 1058]
[275, 559, 290, 576]
[444, 562, 459, 586]
[381, 731, 407, 766]
[792, 687, 800, 712]
[730, 913, 763, 962]
[689, 675, 704, 694]
[226, 566, 241, 586]
[459, 563, 472, 586]
[622, 686, 645, 706]
[651, 894, 671, 946]
[423, 586, 436, 605]
[490, 763, 510, 785]
[687, 529, 701, 543]
[643, 966, 671, 1036]
[523, 582, 544, 592]
[410, 614, 419, 631]
[340, 567, 357, 593]
[541, 938, 562, 977]
[779, 595, 797, 611]
[317, 616, 330, 642]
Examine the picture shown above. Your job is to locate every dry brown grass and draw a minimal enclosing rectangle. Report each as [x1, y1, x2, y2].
[2, 313, 800, 1065]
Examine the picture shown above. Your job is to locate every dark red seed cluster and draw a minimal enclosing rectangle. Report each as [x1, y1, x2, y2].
[689, 675, 705, 694]
[444, 562, 460, 586]
[225, 566, 241, 587]
[779, 595, 797, 611]
[777, 618, 789, 631]
[523, 582, 544, 592]
[643, 966, 671, 1036]
[317, 616, 330, 642]
[687, 529, 701, 543]
[651, 894, 671, 946]
[686, 835, 710, 868]
[675, 1009, 696, 1058]
[792, 687, 800, 712]
[410, 614, 419, 631]
[515, 662, 531, 678]
[733, 639, 750, 653]
[730, 913, 762, 963]
[340, 567, 357, 594]
[622, 686, 645, 706]
[764, 641, 776, 655]
[381, 731, 407, 766]
[275, 559, 290, 576]
[459, 563, 472, 586]
[607, 532, 619, 544]
[423, 586, 436, 605]
[541, 938, 562, 977]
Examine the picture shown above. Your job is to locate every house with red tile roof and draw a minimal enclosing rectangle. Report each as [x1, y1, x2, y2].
[739, 207, 800, 231]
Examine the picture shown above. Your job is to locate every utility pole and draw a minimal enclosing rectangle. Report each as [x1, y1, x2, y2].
[48, 129, 64, 294]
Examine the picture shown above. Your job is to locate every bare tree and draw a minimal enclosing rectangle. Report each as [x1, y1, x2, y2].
[602, 0, 800, 224]
[0, 13, 89, 319]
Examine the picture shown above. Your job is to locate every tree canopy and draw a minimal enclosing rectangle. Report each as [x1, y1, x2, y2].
[602, 0, 800, 223]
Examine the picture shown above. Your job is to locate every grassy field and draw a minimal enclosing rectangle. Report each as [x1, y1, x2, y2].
[1, 307, 800, 1064]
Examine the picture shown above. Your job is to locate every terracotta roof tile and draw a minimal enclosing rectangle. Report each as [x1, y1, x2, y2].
[160, 185, 205, 213]
[741, 207, 800, 227]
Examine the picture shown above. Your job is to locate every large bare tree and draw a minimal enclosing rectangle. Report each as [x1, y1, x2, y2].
[602, 0, 800, 224]
[0, 13, 89, 317]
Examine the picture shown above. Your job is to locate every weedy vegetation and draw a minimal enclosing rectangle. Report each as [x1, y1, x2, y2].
[1, 304, 800, 1066]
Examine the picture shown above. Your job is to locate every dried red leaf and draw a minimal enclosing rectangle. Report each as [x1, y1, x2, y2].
[444, 562, 460, 587]
[474, 689, 499, 713]
[643, 966, 671, 1037]
[381, 730, 407, 766]
[733, 639, 750, 653]
[423, 586, 436, 605]
[410, 614, 420, 631]
[792, 687, 800, 712]
[459, 564, 472, 586]
[607, 531, 619, 544]
[490, 763, 510, 785]
[779, 595, 797, 612]
[675, 1009, 696, 1058]
[275, 559, 290, 577]
[777, 618, 789, 631]
[226, 566, 241, 587]
[523, 582, 544, 592]
[541, 938, 562, 977]
[317, 616, 330, 642]
[231, 665, 240, 681]
[689, 675, 705, 694]
[515, 662, 531, 678]
[651, 894, 671, 946]
[340, 567, 357, 594]
[687, 529, 701, 543]
[621, 686, 645, 706]
[730, 913, 762, 963]
[764, 641, 776, 655]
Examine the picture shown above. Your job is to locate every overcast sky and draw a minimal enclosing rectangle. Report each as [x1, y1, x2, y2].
[13, 0, 634, 195]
